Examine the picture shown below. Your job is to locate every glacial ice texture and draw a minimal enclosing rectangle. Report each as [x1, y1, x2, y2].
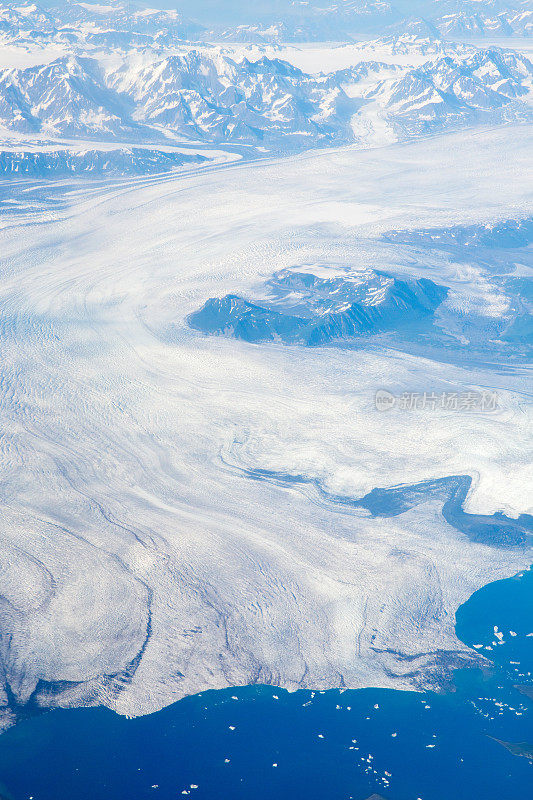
[0, 123, 531, 729]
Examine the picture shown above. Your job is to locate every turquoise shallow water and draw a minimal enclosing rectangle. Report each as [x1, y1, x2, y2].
[0, 568, 531, 800]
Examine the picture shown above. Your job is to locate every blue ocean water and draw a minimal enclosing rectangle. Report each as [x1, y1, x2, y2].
[0, 569, 531, 800]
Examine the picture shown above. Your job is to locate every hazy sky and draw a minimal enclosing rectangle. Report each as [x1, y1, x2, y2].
[149, 1, 321, 24]
[39, 0, 521, 26]
[130, 0, 517, 25]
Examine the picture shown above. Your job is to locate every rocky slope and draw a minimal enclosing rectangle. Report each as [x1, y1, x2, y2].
[188, 268, 448, 345]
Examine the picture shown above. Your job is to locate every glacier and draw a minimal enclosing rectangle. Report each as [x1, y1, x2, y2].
[0, 117, 531, 728]
[0, 0, 530, 745]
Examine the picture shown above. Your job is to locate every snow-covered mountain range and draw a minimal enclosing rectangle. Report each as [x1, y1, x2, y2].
[1, 0, 531, 47]
[188, 267, 448, 345]
[363, 48, 533, 137]
[0, 144, 207, 174]
[0, 0, 529, 181]
[0, 0, 532, 177]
